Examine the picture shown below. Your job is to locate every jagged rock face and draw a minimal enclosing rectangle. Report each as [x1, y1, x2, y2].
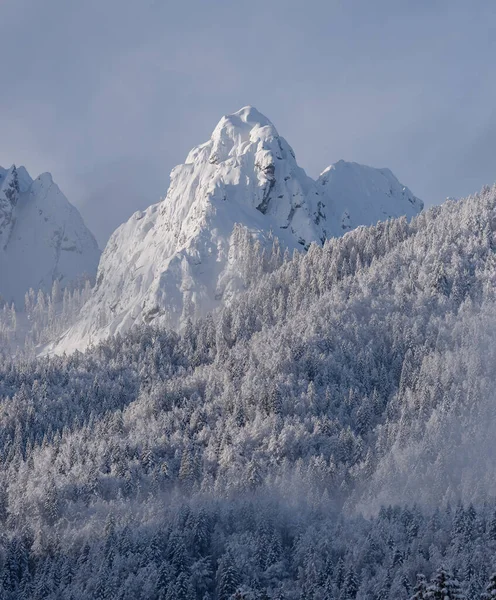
[188, 106, 328, 245]
[52, 106, 423, 353]
[134, 105, 327, 257]
[0, 165, 100, 306]
[0, 166, 20, 251]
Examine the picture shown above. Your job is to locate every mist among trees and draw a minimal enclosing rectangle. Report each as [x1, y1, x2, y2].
[1, 187, 496, 597]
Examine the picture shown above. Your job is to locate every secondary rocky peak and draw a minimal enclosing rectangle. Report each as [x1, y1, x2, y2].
[317, 160, 424, 234]
[0, 165, 20, 200]
[0, 164, 100, 305]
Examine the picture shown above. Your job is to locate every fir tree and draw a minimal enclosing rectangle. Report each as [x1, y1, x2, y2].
[483, 574, 496, 600]
[411, 574, 428, 600]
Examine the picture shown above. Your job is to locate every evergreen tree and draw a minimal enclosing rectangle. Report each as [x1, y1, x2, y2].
[217, 553, 239, 600]
[340, 566, 359, 600]
[426, 568, 464, 600]
[411, 574, 428, 600]
[483, 574, 496, 600]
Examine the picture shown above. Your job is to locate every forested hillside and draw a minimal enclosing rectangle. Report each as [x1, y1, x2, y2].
[1, 186, 496, 598]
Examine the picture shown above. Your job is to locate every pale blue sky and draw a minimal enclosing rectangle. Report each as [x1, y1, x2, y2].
[2, 0, 496, 245]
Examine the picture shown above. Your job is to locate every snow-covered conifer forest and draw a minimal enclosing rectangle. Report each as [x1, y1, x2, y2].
[1, 185, 496, 598]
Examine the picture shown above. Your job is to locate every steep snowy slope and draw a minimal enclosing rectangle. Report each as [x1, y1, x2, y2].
[53, 106, 422, 352]
[317, 160, 423, 234]
[0, 165, 100, 305]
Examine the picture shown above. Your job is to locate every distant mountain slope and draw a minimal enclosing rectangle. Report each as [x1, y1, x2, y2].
[0, 165, 100, 305]
[53, 106, 422, 352]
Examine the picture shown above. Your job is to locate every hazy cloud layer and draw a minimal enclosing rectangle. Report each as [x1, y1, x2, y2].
[2, 0, 496, 245]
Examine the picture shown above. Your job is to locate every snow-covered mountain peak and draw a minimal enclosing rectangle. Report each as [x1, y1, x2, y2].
[0, 164, 33, 193]
[317, 159, 424, 233]
[0, 164, 100, 305]
[51, 107, 423, 354]
[163, 106, 323, 250]
[209, 105, 276, 148]
[33, 171, 53, 186]
[185, 106, 278, 167]
[15, 166, 32, 191]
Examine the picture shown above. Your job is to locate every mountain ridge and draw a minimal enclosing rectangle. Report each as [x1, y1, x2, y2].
[51, 106, 423, 354]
